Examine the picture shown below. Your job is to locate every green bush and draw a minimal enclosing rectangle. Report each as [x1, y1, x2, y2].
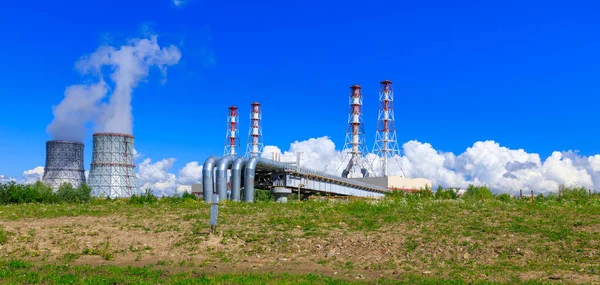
[435, 185, 457, 200]
[254, 189, 273, 202]
[181, 191, 197, 200]
[56, 182, 91, 203]
[558, 185, 589, 202]
[0, 181, 91, 204]
[495, 193, 512, 202]
[385, 190, 406, 201]
[129, 189, 158, 204]
[463, 185, 494, 200]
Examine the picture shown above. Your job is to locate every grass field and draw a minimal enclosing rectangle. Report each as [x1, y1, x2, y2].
[0, 191, 599, 284]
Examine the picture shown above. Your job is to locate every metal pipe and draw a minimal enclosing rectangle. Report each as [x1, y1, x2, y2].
[241, 157, 389, 203]
[216, 156, 235, 200]
[251, 157, 389, 192]
[243, 156, 260, 202]
[231, 157, 247, 201]
[202, 156, 221, 202]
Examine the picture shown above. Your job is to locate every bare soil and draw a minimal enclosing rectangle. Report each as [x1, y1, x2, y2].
[1, 213, 599, 284]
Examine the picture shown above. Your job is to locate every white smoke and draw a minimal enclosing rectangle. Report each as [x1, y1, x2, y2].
[47, 35, 181, 141]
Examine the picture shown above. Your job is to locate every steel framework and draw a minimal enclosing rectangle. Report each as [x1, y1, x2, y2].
[372, 80, 401, 176]
[245, 102, 264, 157]
[88, 133, 139, 198]
[340, 84, 371, 178]
[224, 105, 240, 156]
[42, 140, 86, 189]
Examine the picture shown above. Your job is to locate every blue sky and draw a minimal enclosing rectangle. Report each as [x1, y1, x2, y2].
[1, 0, 599, 183]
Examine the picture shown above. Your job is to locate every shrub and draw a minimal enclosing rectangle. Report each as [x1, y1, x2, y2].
[495, 193, 512, 202]
[181, 191, 197, 200]
[558, 185, 589, 202]
[435, 185, 457, 200]
[385, 190, 405, 201]
[254, 189, 273, 202]
[129, 189, 158, 204]
[463, 185, 494, 200]
[0, 181, 56, 204]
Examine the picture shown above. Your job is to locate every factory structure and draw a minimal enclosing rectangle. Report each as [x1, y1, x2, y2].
[41, 132, 140, 198]
[193, 80, 432, 202]
[41, 79, 430, 200]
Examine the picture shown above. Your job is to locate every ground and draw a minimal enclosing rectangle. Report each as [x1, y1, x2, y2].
[0, 197, 599, 284]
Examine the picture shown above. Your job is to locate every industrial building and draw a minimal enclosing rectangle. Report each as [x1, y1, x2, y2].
[194, 80, 433, 202]
[40, 79, 432, 201]
[352, 176, 432, 192]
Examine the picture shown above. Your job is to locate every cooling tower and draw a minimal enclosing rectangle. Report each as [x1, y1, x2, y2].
[42, 140, 86, 189]
[88, 133, 139, 198]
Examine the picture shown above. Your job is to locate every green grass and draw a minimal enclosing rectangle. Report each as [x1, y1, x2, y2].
[0, 188, 599, 284]
[0, 260, 556, 284]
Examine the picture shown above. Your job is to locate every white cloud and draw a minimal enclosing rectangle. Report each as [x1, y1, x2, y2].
[0, 175, 16, 184]
[8, 138, 598, 196]
[0, 166, 44, 185]
[262, 137, 600, 195]
[135, 157, 203, 196]
[23, 166, 44, 184]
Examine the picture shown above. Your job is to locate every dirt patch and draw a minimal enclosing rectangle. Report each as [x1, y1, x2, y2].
[1, 213, 598, 283]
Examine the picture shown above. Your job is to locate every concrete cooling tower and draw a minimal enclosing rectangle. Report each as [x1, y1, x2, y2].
[88, 133, 139, 198]
[42, 140, 86, 189]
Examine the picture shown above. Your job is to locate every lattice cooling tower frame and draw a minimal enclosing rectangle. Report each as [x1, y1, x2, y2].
[88, 133, 139, 198]
[42, 140, 86, 190]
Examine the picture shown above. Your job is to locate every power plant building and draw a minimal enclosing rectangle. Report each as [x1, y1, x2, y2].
[352, 176, 432, 192]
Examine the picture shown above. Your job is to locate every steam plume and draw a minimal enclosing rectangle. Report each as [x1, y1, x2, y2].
[47, 35, 181, 141]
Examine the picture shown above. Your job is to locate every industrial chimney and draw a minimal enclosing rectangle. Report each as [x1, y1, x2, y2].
[245, 102, 264, 157]
[42, 140, 86, 189]
[87, 133, 139, 198]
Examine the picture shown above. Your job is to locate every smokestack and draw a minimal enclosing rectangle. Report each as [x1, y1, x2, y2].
[372, 80, 401, 177]
[245, 102, 264, 157]
[88, 133, 138, 198]
[340, 84, 370, 178]
[42, 140, 86, 189]
[224, 106, 240, 157]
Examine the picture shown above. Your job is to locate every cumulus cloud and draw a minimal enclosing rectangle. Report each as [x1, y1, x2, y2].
[47, 35, 181, 142]
[135, 158, 203, 196]
[262, 137, 600, 195]
[0, 175, 15, 184]
[0, 166, 44, 185]
[23, 166, 45, 183]
[8, 138, 598, 196]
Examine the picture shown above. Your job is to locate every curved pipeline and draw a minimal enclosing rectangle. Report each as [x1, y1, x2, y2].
[216, 156, 235, 200]
[202, 156, 221, 202]
[231, 157, 247, 201]
[243, 156, 260, 202]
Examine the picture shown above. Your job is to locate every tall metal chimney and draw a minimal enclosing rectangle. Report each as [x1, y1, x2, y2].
[245, 102, 264, 157]
[42, 140, 86, 189]
[87, 133, 139, 198]
[224, 105, 240, 157]
[372, 80, 401, 176]
[340, 84, 371, 178]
